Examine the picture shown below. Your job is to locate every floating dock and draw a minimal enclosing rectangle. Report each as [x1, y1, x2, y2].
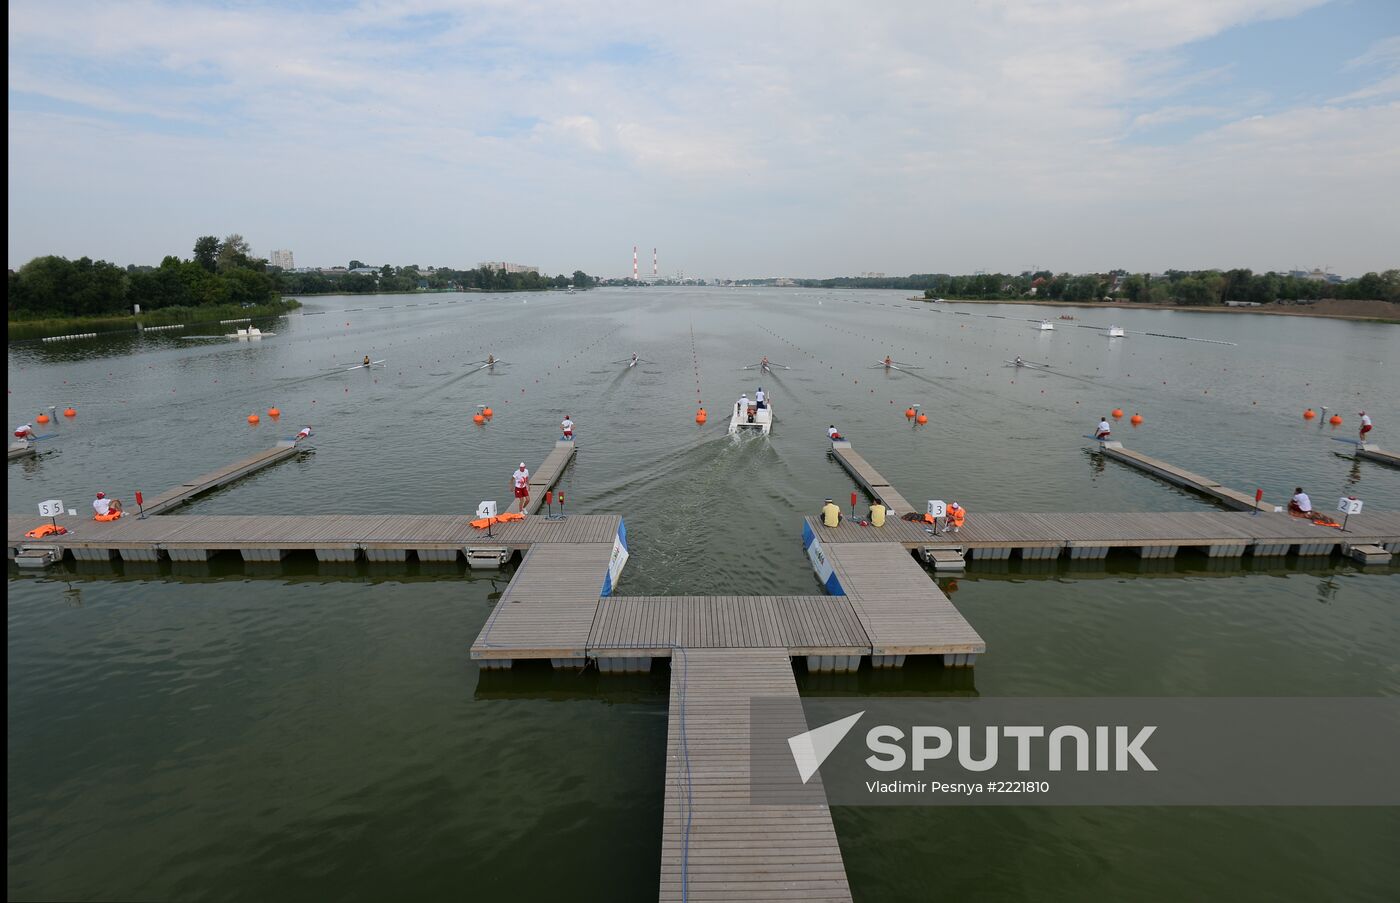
[140, 443, 305, 515]
[829, 440, 914, 515]
[524, 441, 578, 514]
[8, 442, 37, 461]
[1089, 438, 1274, 512]
[660, 649, 851, 902]
[1356, 443, 1400, 468]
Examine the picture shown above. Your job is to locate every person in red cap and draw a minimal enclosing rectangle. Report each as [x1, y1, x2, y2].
[1358, 411, 1373, 441]
[511, 462, 530, 512]
[92, 491, 123, 517]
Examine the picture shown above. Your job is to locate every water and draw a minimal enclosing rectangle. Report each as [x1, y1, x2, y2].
[8, 288, 1399, 900]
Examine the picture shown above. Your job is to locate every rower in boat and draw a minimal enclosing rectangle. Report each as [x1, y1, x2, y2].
[362, 355, 371, 368]
[883, 356, 893, 369]
[1014, 356, 1024, 367]
[629, 353, 639, 368]
[486, 354, 497, 368]
[760, 356, 770, 374]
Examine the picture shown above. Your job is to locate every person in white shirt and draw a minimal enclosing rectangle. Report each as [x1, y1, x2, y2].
[295, 426, 313, 443]
[737, 393, 750, 416]
[1094, 417, 1112, 440]
[512, 463, 531, 511]
[92, 491, 122, 517]
[828, 425, 844, 441]
[1289, 487, 1313, 518]
[14, 423, 36, 440]
[755, 388, 767, 409]
[1358, 411, 1373, 441]
[560, 416, 574, 440]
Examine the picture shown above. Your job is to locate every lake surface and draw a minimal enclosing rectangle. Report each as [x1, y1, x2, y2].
[8, 287, 1399, 901]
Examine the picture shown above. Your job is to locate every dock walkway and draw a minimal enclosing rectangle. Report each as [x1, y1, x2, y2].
[1357, 444, 1400, 468]
[1092, 439, 1271, 512]
[828, 441, 914, 515]
[660, 649, 851, 902]
[524, 441, 578, 514]
[141, 443, 304, 515]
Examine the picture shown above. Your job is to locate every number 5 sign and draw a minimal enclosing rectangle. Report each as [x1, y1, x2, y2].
[38, 499, 64, 517]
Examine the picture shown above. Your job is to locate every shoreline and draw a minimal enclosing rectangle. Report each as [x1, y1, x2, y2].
[908, 296, 1400, 324]
[7, 300, 300, 342]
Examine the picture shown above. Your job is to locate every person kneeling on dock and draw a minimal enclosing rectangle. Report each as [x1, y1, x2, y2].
[14, 423, 37, 441]
[828, 425, 845, 441]
[1288, 487, 1313, 518]
[93, 491, 123, 520]
[947, 501, 965, 533]
[820, 498, 842, 528]
[1094, 417, 1112, 440]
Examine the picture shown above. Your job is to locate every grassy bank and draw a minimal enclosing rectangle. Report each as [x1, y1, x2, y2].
[8, 299, 302, 341]
[915, 295, 1400, 324]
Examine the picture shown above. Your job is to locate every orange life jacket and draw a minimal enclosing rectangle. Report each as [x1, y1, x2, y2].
[948, 505, 965, 527]
[25, 523, 68, 538]
[94, 511, 123, 523]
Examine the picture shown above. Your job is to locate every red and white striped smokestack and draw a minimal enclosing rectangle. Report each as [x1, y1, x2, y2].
[633, 245, 638, 280]
[653, 248, 658, 277]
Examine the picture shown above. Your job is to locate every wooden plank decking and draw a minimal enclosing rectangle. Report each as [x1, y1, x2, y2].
[803, 511, 1400, 553]
[140, 443, 305, 515]
[587, 595, 869, 658]
[523, 441, 577, 514]
[1094, 441, 1271, 512]
[820, 542, 986, 657]
[8, 442, 37, 461]
[659, 649, 851, 902]
[1357, 445, 1400, 468]
[470, 542, 617, 661]
[7, 512, 622, 553]
[828, 441, 914, 515]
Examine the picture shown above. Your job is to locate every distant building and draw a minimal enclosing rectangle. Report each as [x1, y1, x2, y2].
[269, 249, 294, 269]
[348, 267, 379, 276]
[859, 271, 886, 278]
[478, 261, 539, 275]
[319, 267, 348, 276]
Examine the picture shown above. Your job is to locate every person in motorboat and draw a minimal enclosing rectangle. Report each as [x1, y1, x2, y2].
[737, 393, 750, 416]
[755, 387, 767, 409]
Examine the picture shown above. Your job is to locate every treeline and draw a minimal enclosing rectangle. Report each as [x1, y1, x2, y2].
[8, 234, 285, 319]
[277, 265, 596, 295]
[791, 269, 1400, 304]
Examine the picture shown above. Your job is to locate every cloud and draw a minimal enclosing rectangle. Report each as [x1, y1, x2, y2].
[6, 0, 1398, 275]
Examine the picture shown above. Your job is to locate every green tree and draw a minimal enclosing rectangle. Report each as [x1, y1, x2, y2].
[217, 234, 252, 272]
[349, 259, 366, 270]
[193, 236, 220, 272]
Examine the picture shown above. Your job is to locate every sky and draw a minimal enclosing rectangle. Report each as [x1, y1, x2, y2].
[7, 0, 1400, 278]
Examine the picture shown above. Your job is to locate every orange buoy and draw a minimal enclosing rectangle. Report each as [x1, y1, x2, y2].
[1329, 414, 1343, 426]
[247, 413, 260, 424]
[36, 413, 50, 424]
[1302, 408, 1315, 420]
[1130, 413, 1143, 425]
[905, 407, 916, 419]
[916, 413, 928, 424]
[482, 407, 493, 418]
[1112, 409, 1124, 419]
[63, 408, 76, 417]
[696, 408, 707, 424]
[267, 407, 281, 417]
[472, 413, 485, 424]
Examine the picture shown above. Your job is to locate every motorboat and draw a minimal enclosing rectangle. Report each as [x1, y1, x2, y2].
[728, 394, 773, 435]
[226, 326, 274, 339]
[1107, 325, 1126, 338]
[1037, 320, 1055, 331]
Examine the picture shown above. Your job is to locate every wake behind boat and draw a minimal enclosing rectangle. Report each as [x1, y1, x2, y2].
[728, 392, 773, 435]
